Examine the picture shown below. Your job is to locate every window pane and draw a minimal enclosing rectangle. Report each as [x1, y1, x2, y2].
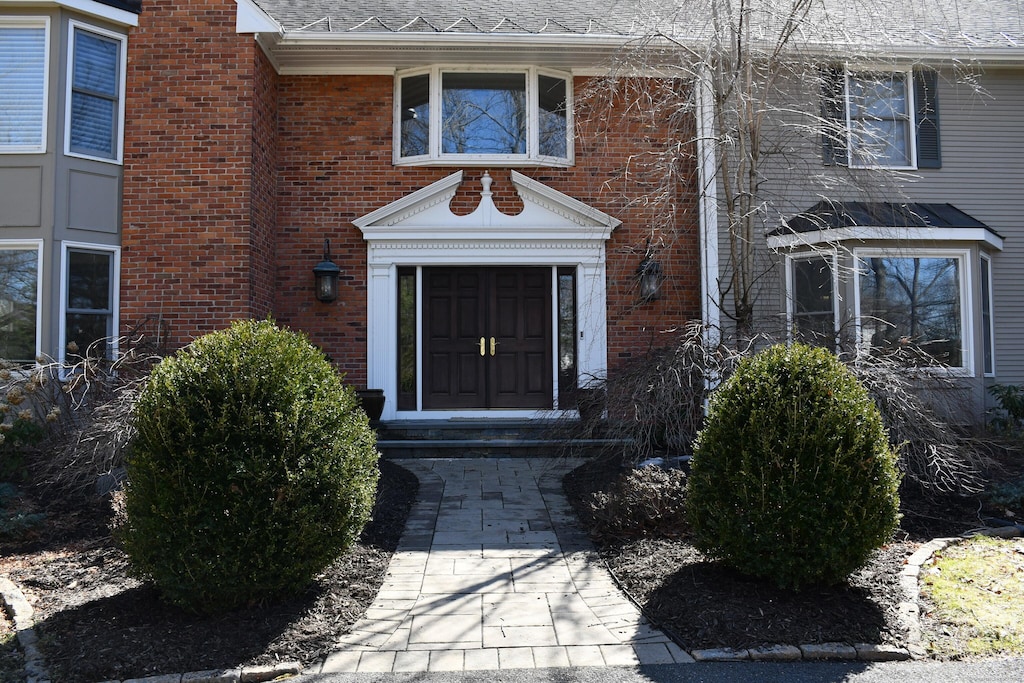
[397, 267, 417, 411]
[859, 256, 962, 367]
[441, 72, 526, 154]
[70, 92, 115, 156]
[0, 26, 46, 149]
[65, 313, 110, 358]
[0, 248, 38, 363]
[848, 72, 911, 167]
[67, 250, 111, 311]
[981, 257, 994, 375]
[557, 267, 577, 406]
[70, 28, 119, 158]
[792, 256, 835, 347]
[538, 75, 567, 158]
[400, 74, 429, 157]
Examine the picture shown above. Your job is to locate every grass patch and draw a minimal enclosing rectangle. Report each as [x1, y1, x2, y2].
[922, 536, 1024, 658]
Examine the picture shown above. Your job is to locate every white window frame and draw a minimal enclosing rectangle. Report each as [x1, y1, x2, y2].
[64, 19, 127, 164]
[980, 253, 995, 377]
[845, 66, 917, 171]
[853, 247, 973, 375]
[785, 250, 840, 350]
[58, 240, 120, 365]
[393, 65, 574, 167]
[0, 239, 44, 363]
[0, 16, 50, 154]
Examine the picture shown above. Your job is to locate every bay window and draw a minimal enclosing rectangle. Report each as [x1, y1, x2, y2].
[61, 243, 119, 361]
[396, 67, 571, 165]
[787, 253, 839, 349]
[0, 18, 48, 153]
[0, 242, 42, 364]
[66, 21, 126, 163]
[855, 250, 969, 370]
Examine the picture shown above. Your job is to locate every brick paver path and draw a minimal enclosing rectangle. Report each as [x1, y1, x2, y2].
[316, 458, 692, 673]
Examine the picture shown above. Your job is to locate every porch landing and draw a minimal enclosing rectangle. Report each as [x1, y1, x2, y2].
[374, 419, 623, 459]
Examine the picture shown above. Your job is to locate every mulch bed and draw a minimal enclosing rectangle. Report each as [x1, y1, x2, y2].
[2, 448, 1018, 681]
[561, 453, 1001, 652]
[0, 459, 417, 683]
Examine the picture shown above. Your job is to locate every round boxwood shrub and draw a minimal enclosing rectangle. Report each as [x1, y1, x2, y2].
[688, 343, 900, 590]
[118, 319, 379, 613]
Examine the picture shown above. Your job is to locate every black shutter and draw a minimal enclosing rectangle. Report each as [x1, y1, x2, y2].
[914, 68, 941, 169]
[820, 67, 847, 166]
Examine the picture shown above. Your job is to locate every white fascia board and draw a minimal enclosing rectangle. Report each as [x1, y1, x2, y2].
[768, 226, 1005, 251]
[235, 0, 281, 34]
[273, 31, 633, 50]
[8, 0, 140, 26]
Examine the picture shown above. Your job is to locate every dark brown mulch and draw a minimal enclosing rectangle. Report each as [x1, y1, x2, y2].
[0, 459, 417, 683]
[562, 453, 1002, 652]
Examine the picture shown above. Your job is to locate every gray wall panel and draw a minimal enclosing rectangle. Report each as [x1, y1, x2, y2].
[66, 168, 120, 234]
[0, 166, 43, 227]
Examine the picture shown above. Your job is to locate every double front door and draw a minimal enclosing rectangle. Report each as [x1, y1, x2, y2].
[423, 267, 552, 410]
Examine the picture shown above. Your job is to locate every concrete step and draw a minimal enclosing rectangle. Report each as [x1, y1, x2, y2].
[373, 419, 627, 459]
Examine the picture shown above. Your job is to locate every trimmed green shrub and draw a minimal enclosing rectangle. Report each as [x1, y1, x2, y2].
[688, 343, 901, 590]
[117, 319, 379, 613]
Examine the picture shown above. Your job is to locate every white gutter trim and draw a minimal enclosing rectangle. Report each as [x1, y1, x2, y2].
[695, 64, 721, 346]
[768, 226, 1005, 251]
[270, 31, 635, 49]
[31, 0, 139, 26]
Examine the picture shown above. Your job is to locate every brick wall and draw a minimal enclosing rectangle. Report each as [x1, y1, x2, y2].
[121, 3, 701, 379]
[121, 0, 269, 349]
[272, 75, 702, 384]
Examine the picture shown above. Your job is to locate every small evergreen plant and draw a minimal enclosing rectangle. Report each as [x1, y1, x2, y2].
[118, 320, 379, 612]
[688, 343, 901, 590]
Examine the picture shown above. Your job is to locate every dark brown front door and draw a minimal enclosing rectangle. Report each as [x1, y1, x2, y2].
[423, 267, 552, 410]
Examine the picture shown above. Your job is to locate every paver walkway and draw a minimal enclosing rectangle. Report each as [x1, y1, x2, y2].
[315, 458, 693, 674]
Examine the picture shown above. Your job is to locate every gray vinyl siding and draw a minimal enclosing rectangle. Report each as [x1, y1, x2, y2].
[713, 63, 1024, 416]
[0, 8, 124, 361]
[894, 67, 1024, 388]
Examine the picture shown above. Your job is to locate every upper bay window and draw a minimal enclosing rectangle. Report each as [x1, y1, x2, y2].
[0, 17, 49, 153]
[822, 66, 940, 170]
[66, 21, 127, 163]
[396, 67, 571, 166]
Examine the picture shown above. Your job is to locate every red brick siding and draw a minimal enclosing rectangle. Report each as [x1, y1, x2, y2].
[121, 0, 266, 348]
[272, 75, 701, 383]
[121, 3, 701, 378]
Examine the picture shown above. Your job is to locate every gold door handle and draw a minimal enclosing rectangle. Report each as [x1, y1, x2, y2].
[490, 337, 498, 356]
[479, 337, 486, 356]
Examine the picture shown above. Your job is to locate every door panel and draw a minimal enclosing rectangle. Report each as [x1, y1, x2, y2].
[423, 266, 552, 409]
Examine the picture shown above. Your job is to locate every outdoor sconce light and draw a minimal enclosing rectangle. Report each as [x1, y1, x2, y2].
[312, 239, 341, 303]
[636, 254, 663, 302]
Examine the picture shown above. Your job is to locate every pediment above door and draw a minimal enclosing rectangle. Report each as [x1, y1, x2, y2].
[353, 171, 621, 243]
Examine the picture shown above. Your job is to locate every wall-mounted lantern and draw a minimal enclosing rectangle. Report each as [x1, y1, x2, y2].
[636, 253, 663, 302]
[312, 239, 341, 303]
